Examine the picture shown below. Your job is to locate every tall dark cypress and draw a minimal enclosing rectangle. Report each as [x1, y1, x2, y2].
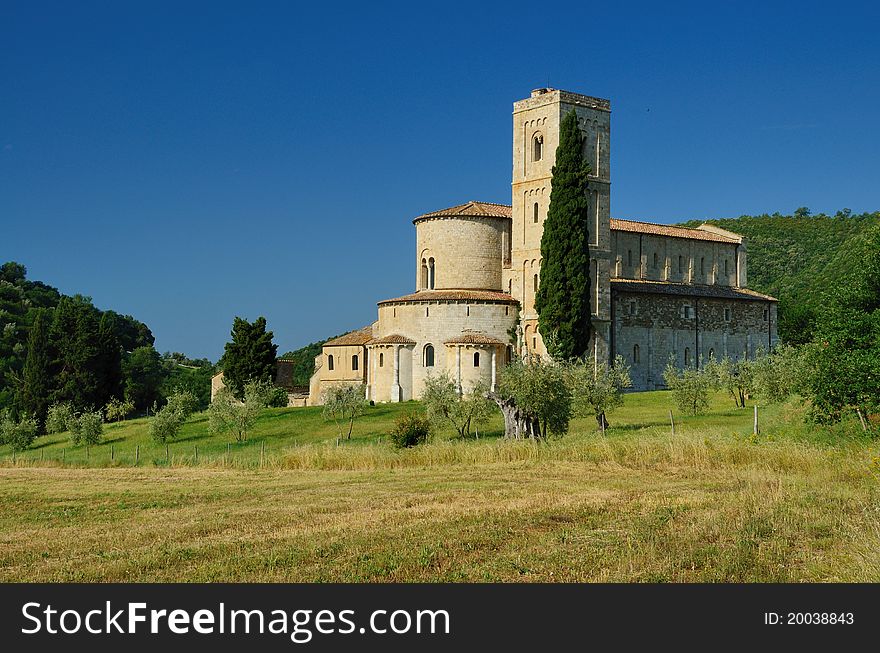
[17, 308, 52, 429]
[220, 316, 278, 399]
[534, 109, 592, 360]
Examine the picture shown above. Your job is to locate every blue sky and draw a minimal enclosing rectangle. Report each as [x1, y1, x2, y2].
[2, 1, 878, 360]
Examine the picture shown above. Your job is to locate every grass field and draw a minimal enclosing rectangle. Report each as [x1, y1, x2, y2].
[1, 391, 879, 582]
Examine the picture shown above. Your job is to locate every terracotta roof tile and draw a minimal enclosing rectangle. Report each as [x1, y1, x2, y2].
[378, 289, 518, 305]
[443, 333, 505, 345]
[323, 327, 374, 347]
[367, 334, 416, 345]
[413, 201, 513, 222]
[611, 279, 776, 301]
[610, 219, 741, 243]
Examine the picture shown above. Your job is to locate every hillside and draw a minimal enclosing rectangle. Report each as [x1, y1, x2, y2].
[681, 209, 880, 341]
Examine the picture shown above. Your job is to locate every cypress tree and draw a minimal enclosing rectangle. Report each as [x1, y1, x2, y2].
[534, 109, 593, 360]
[17, 308, 51, 429]
[220, 316, 278, 399]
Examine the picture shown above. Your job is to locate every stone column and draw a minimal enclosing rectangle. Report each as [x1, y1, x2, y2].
[455, 346, 462, 395]
[391, 345, 401, 402]
[366, 346, 374, 401]
[490, 347, 497, 392]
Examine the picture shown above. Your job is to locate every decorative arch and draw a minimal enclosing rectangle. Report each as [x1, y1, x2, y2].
[327, 354, 334, 371]
[473, 351, 480, 367]
[423, 344, 435, 367]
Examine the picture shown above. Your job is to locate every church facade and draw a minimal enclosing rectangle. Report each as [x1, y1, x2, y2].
[307, 88, 777, 404]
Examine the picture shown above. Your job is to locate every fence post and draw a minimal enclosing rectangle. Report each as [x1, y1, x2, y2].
[753, 405, 759, 435]
[111, 444, 114, 461]
[165, 444, 169, 463]
[62, 448, 66, 463]
[87, 446, 90, 462]
[336, 438, 340, 447]
[136, 445, 140, 465]
[40, 449, 44, 463]
[12, 449, 15, 465]
[260, 441, 265, 468]
[669, 410, 675, 436]
[194, 445, 198, 464]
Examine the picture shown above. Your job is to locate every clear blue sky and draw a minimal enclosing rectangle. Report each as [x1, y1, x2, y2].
[2, 1, 878, 360]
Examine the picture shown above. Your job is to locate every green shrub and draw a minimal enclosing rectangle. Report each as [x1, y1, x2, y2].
[389, 413, 431, 449]
[68, 410, 103, 446]
[0, 411, 37, 451]
[150, 389, 198, 443]
[45, 402, 74, 434]
[267, 386, 289, 408]
[663, 363, 712, 416]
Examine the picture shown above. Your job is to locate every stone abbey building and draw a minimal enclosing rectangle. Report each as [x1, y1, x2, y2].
[307, 88, 777, 404]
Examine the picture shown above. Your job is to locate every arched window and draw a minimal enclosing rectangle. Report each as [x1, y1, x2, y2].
[633, 344, 640, 364]
[700, 257, 705, 275]
[678, 255, 684, 274]
[421, 258, 428, 289]
[424, 344, 434, 367]
[628, 249, 633, 267]
[533, 133, 543, 161]
[327, 355, 334, 371]
[533, 202, 539, 223]
[428, 257, 435, 289]
[533, 273, 538, 293]
[473, 352, 480, 367]
[379, 352, 384, 367]
[351, 355, 358, 371]
[708, 347, 715, 361]
[653, 252, 658, 269]
[684, 347, 690, 367]
[724, 259, 729, 276]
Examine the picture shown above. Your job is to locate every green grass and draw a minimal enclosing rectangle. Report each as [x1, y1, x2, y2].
[1, 391, 879, 582]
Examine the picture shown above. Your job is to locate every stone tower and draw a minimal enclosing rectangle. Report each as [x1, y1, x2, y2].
[504, 88, 612, 363]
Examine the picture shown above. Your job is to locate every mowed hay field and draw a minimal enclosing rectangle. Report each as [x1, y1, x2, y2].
[1, 391, 879, 582]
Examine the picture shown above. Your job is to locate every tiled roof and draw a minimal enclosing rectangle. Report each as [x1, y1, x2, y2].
[611, 279, 776, 301]
[378, 289, 518, 304]
[443, 333, 505, 345]
[610, 219, 741, 243]
[323, 327, 374, 347]
[367, 334, 416, 345]
[413, 201, 513, 222]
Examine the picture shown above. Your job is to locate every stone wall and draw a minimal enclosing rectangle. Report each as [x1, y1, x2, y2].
[368, 300, 517, 402]
[612, 289, 778, 390]
[415, 216, 508, 290]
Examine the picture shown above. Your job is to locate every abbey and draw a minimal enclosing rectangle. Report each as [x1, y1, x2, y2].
[308, 88, 777, 404]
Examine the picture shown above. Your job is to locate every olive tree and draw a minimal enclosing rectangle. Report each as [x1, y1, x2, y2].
[321, 383, 369, 440]
[568, 356, 632, 430]
[663, 362, 712, 416]
[208, 380, 272, 442]
[491, 357, 571, 439]
[421, 372, 493, 439]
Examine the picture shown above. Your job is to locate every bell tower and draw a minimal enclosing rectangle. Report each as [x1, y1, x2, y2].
[503, 88, 612, 363]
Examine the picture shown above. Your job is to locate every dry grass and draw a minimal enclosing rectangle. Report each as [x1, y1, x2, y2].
[1, 430, 878, 582]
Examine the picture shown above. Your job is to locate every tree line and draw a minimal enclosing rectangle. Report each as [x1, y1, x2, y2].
[0, 262, 215, 437]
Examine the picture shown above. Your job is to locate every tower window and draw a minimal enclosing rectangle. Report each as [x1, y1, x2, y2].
[421, 258, 428, 289]
[424, 344, 434, 367]
[534, 273, 538, 293]
[633, 344, 640, 364]
[379, 352, 384, 367]
[533, 134, 543, 161]
[351, 355, 358, 371]
[473, 352, 480, 367]
[428, 257, 435, 289]
[533, 202, 539, 223]
[327, 355, 334, 371]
